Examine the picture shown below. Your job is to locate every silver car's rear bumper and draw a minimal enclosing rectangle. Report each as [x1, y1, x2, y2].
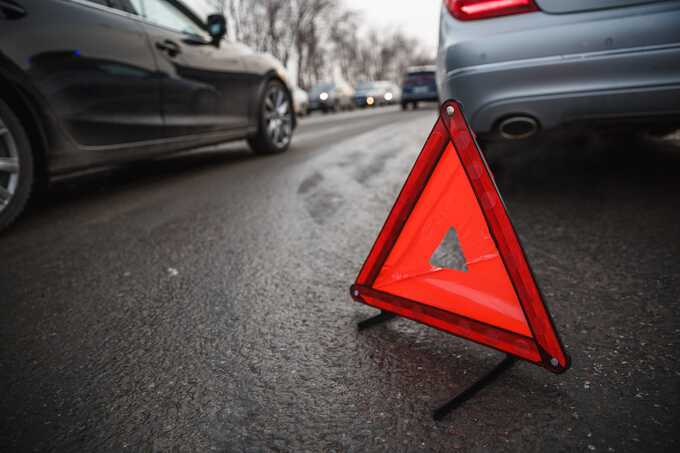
[437, 1, 680, 134]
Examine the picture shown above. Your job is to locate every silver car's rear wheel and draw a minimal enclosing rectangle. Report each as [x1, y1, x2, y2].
[0, 98, 34, 232]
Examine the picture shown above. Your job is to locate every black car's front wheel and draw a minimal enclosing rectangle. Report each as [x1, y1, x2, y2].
[248, 80, 293, 155]
[0, 98, 34, 232]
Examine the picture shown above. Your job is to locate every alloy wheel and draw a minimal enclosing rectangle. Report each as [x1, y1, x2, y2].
[0, 116, 20, 214]
[263, 85, 292, 149]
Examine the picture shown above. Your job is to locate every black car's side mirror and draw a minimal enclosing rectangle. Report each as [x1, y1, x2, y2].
[206, 14, 227, 47]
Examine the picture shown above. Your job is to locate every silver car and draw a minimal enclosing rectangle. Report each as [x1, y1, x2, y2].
[437, 0, 680, 141]
[308, 81, 355, 113]
[354, 81, 401, 108]
[293, 87, 310, 116]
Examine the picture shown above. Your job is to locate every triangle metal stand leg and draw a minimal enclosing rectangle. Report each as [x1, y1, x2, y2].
[433, 354, 516, 421]
[357, 311, 397, 331]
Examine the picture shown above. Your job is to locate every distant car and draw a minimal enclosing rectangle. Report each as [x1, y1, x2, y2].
[308, 82, 355, 113]
[354, 81, 401, 108]
[293, 87, 309, 116]
[437, 0, 680, 142]
[0, 0, 297, 231]
[401, 66, 438, 110]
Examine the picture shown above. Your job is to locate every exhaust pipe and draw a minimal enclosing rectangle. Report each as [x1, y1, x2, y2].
[499, 116, 538, 140]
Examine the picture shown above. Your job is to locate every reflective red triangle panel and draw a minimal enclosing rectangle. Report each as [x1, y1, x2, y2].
[351, 100, 569, 373]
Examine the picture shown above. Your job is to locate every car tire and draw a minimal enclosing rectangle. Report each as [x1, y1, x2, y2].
[0, 98, 34, 232]
[401, 102, 408, 111]
[412, 102, 419, 110]
[247, 79, 293, 155]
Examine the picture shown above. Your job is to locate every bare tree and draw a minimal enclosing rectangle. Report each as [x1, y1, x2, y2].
[293, 0, 337, 88]
[219, 0, 434, 88]
[329, 8, 361, 84]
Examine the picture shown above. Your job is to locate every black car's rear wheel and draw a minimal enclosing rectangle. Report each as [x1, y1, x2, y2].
[0, 98, 34, 232]
[248, 79, 293, 154]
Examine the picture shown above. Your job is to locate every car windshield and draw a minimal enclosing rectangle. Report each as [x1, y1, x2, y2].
[355, 82, 377, 93]
[310, 83, 334, 95]
[405, 71, 434, 81]
[404, 72, 435, 87]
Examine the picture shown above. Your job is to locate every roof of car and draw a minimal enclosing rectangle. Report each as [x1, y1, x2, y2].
[406, 65, 436, 74]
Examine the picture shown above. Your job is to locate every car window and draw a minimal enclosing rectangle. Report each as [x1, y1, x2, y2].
[404, 72, 435, 86]
[141, 0, 203, 36]
[406, 71, 435, 78]
[120, 0, 142, 14]
[79, 0, 139, 15]
[310, 83, 334, 95]
[82, 0, 111, 6]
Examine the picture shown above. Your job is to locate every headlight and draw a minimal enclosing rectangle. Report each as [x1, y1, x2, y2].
[366, 96, 374, 105]
[384, 92, 393, 101]
[319, 92, 328, 101]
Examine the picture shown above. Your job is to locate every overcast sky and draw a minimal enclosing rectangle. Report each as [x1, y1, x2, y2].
[344, 0, 441, 55]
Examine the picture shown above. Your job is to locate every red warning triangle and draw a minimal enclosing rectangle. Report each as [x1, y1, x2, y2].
[351, 100, 569, 372]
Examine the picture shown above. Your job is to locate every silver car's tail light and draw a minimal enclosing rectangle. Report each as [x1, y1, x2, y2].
[444, 0, 539, 21]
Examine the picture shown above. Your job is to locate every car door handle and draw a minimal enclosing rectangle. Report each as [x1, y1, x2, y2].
[155, 40, 181, 57]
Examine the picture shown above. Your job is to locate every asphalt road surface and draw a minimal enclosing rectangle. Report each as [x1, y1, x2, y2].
[1, 106, 679, 452]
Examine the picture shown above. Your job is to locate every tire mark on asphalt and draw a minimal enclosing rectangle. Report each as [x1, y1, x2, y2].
[297, 171, 324, 195]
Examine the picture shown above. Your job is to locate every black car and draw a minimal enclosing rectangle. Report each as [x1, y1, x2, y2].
[400, 65, 438, 110]
[0, 0, 297, 230]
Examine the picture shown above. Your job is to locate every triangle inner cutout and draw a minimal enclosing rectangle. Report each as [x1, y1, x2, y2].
[430, 227, 468, 272]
